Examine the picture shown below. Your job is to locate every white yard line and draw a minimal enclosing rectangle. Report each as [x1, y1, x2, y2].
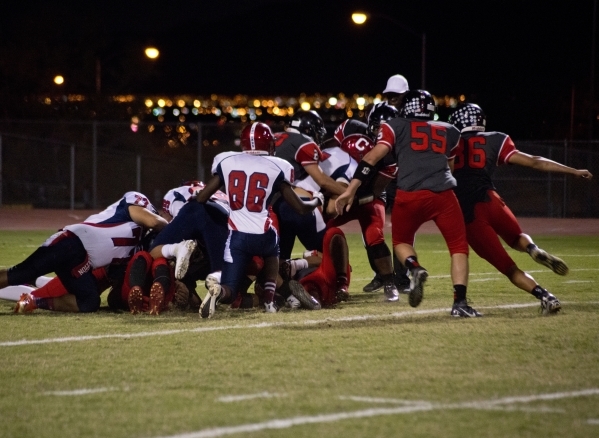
[217, 392, 285, 403]
[151, 389, 599, 438]
[43, 387, 122, 396]
[3, 302, 599, 348]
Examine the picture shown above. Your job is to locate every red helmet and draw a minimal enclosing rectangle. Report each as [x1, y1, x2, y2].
[340, 134, 374, 162]
[240, 122, 274, 155]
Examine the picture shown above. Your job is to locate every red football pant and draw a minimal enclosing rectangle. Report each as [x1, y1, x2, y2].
[391, 189, 469, 256]
[466, 190, 522, 276]
[31, 267, 109, 299]
[300, 227, 351, 306]
[328, 198, 386, 246]
[121, 251, 176, 312]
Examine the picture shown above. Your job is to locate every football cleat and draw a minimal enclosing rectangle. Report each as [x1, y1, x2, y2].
[264, 301, 278, 313]
[362, 275, 384, 293]
[128, 286, 144, 314]
[529, 246, 569, 276]
[540, 291, 561, 315]
[14, 293, 36, 314]
[408, 267, 428, 308]
[148, 282, 165, 315]
[288, 280, 321, 310]
[383, 282, 399, 302]
[174, 240, 197, 280]
[451, 300, 483, 318]
[285, 294, 301, 309]
[200, 273, 223, 319]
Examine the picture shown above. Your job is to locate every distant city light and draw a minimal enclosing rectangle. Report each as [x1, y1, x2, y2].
[54, 75, 64, 85]
[356, 96, 366, 106]
[144, 99, 153, 107]
[328, 97, 337, 106]
[157, 99, 166, 107]
[300, 102, 311, 111]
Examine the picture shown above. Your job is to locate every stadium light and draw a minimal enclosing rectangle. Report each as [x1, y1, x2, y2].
[351, 11, 426, 89]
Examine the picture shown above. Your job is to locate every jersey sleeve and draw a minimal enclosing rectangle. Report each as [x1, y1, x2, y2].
[497, 135, 518, 165]
[123, 191, 154, 212]
[376, 122, 395, 150]
[447, 125, 461, 159]
[296, 141, 324, 166]
[333, 120, 349, 145]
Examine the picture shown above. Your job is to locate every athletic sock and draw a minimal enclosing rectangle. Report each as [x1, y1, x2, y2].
[453, 284, 467, 302]
[34, 297, 54, 310]
[530, 285, 545, 299]
[404, 256, 421, 270]
[380, 273, 394, 284]
[336, 274, 348, 288]
[161, 244, 178, 259]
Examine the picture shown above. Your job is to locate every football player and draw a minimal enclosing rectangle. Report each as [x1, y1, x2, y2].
[336, 90, 481, 318]
[449, 103, 593, 314]
[196, 122, 323, 318]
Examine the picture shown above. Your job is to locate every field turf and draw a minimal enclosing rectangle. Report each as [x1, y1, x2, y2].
[0, 230, 598, 438]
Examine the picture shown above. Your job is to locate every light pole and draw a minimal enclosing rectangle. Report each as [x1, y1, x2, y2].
[351, 12, 426, 90]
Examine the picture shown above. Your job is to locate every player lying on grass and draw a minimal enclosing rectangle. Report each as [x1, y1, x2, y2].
[0, 192, 168, 313]
[449, 103, 593, 314]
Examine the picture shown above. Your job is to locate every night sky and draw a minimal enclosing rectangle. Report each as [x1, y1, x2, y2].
[1, 0, 597, 139]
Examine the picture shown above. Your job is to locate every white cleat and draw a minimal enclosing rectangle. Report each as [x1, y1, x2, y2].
[200, 272, 223, 319]
[174, 240, 197, 280]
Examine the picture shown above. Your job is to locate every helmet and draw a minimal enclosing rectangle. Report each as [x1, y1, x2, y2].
[448, 103, 486, 133]
[399, 89, 436, 120]
[367, 102, 399, 138]
[240, 122, 274, 155]
[289, 110, 327, 144]
[340, 134, 374, 163]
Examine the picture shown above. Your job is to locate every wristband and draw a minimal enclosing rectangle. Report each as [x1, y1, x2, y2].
[353, 161, 376, 184]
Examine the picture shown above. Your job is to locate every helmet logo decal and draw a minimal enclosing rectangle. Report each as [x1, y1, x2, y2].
[250, 122, 257, 150]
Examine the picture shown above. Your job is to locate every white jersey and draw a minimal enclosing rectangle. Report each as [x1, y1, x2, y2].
[299, 146, 357, 193]
[163, 183, 230, 218]
[162, 184, 203, 218]
[63, 192, 157, 268]
[212, 151, 294, 234]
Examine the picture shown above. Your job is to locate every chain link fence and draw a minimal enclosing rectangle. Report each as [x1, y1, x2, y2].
[1, 120, 598, 217]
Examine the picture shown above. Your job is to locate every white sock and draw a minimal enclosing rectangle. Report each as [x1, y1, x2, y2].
[291, 258, 309, 276]
[161, 243, 178, 259]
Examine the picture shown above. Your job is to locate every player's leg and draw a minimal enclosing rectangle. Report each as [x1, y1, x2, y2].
[391, 190, 430, 308]
[433, 190, 480, 317]
[472, 192, 561, 314]
[149, 256, 174, 315]
[359, 200, 398, 301]
[121, 251, 153, 313]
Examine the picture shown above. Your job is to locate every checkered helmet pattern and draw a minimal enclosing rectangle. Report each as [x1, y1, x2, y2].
[399, 90, 436, 120]
[449, 103, 486, 133]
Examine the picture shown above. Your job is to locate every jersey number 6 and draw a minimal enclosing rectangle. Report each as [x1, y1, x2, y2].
[228, 171, 269, 212]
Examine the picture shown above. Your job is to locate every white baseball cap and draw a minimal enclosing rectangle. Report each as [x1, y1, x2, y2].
[383, 74, 409, 94]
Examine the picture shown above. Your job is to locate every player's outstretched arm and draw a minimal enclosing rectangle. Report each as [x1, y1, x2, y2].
[303, 163, 348, 196]
[508, 152, 593, 179]
[280, 181, 322, 214]
[196, 175, 222, 202]
[128, 205, 168, 231]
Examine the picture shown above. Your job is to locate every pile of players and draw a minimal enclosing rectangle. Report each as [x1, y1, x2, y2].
[0, 75, 592, 318]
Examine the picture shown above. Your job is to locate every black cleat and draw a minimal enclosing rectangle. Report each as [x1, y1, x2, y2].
[451, 300, 483, 318]
[408, 267, 428, 308]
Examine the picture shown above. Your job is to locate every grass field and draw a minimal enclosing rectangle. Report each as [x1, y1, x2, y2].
[0, 229, 598, 438]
